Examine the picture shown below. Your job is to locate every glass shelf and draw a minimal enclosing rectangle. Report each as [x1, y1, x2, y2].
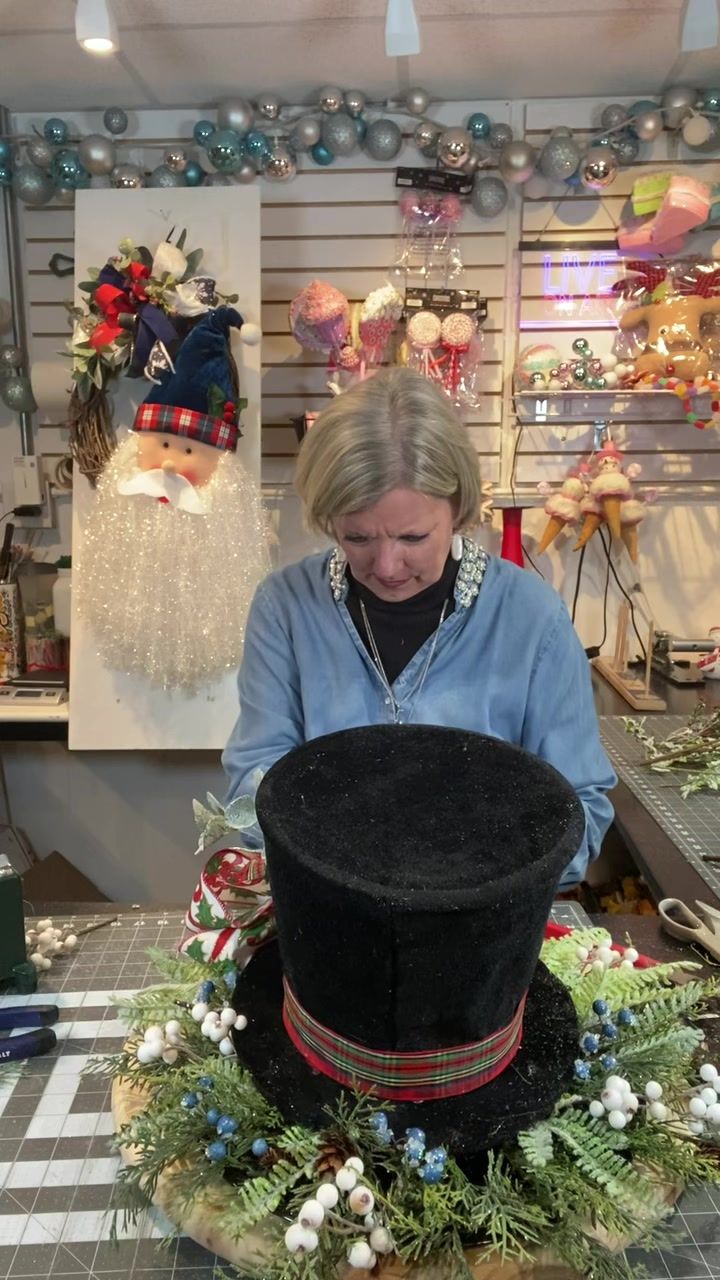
[513, 388, 704, 426]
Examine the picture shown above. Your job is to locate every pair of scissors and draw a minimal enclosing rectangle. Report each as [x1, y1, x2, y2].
[658, 898, 720, 963]
[0, 1005, 58, 1061]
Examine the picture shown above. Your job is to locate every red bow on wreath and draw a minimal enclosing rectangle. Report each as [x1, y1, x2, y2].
[90, 284, 136, 350]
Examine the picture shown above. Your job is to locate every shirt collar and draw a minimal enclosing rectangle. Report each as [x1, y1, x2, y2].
[329, 537, 488, 609]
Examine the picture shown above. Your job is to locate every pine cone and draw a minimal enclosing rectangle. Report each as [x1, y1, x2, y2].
[314, 1131, 355, 1177]
[258, 1146, 282, 1170]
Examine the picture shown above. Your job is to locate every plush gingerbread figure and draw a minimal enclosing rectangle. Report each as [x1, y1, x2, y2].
[617, 261, 720, 380]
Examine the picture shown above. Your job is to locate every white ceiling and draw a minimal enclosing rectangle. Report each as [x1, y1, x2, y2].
[0, 0, 713, 111]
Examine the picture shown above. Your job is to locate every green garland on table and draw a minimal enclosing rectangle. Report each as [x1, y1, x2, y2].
[89, 929, 720, 1280]
[625, 706, 720, 797]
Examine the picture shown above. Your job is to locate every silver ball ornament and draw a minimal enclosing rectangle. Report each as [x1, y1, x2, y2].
[344, 90, 366, 118]
[235, 160, 257, 184]
[164, 147, 188, 173]
[78, 133, 116, 176]
[265, 145, 296, 182]
[257, 92, 281, 121]
[110, 162, 145, 189]
[291, 116, 321, 150]
[489, 123, 513, 150]
[612, 133, 640, 165]
[0, 345, 24, 370]
[437, 127, 472, 170]
[632, 109, 663, 143]
[55, 186, 76, 205]
[321, 112, 358, 157]
[498, 140, 537, 185]
[27, 137, 54, 170]
[405, 87, 430, 116]
[147, 163, 185, 188]
[319, 86, 343, 114]
[580, 146, 618, 190]
[217, 98, 254, 135]
[0, 373, 37, 413]
[12, 165, 53, 206]
[471, 175, 508, 219]
[364, 118, 403, 161]
[103, 107, 128, 135]
[539, 135, 581, 181]
[414, 120, 441, 157]
[601, 104, 628, 131]
[662, 85, 698, 130]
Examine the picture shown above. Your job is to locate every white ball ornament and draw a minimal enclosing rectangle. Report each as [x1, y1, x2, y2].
[603, 371, 619, 389]
[191, 1002, 209, 1022]
[208, 1026, 225, 1044]
[600, 353, 618, 371]
[626, 1093, 639, 1113]
[688, 1119, 705, 1136]
[608, 1110, 627, 1130]
[218, 1037, 236, 1056]
[576, 945, 589, 961]
[165, 1020, 182, 1038]
[348, 1186, 375, 1214]
[699, 1063, 718, 1083]
[589, 1100, 605, 1118]
[40, 957, 52, 970]
[235, 1014, 248, 1031]
[335, 1166, 358, 1192]
[649, 1101, 669, 1122]
[591, 959, 605, 972]
[348, 1241, 376, 1270]
[623, 946, 639, 963]
[601, 1088, 624, 1112]
[37, 929, 54, 945]
[240, 322, 262, 346]
[220, 1008, 238, 1028]
[298, 1199, 325, 1228]
[144, 1025, 164, 1043]
[300, 1228, 319, 1252]
[30, 952, 44, 969]
[285, 1223, 307, 1254]
[24, 934, 32, 948]
[706, 1102, 720, 1126]
[597, 946, 614, 966]
[37, 918, 53, 932]
[644, 1081, 663, 1101]
[345, 1156, 365, 1175]
[690, 1097, 708, 1118]
[63, 934, 77, 951]
[316, 1182, 339, 1209]
[370, 1226, 393, 1254]
[701, 1087, 718, 1106]
[136, 1043, 157, 1065]
[605, 1075, 627, 1093]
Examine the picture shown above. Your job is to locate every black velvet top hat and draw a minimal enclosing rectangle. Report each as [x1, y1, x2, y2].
[232, 725, 585, 1157]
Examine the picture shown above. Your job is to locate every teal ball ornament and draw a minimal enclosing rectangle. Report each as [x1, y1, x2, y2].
[629, 99, 659, 117]
[489, 123, 513, 150]
[207, 128, 244, 172]
[467, 112, 491, 140]
[184, 160, 204, 187]
[148, 163, 185, 188]
[354, 116, 367, 143]
[0, 373, 37, 414]
[612, 132, 640, 165]
[572, 337, 592, 356]
[50, 149, 90, 190]
[244, 131, 271, 164]
[43, 118, 69, 146]
[365, 118, 402, 161]
[194, 120, 216, 147]
[311, 141, 334, 166]
[471, 175, 508, 219]
[0, 140, 12, 165]
[703, 88, 720, 114]
[321, 111, 358, 157]
[13, 164, 53, 206]
[601, 104, 627, 131]
[103, 107, 128, 135]
[0, 164, 12, 188]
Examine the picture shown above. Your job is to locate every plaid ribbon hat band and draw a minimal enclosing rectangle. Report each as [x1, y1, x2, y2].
[133, 402, 239, 452]
[282, 978, 526, 1102]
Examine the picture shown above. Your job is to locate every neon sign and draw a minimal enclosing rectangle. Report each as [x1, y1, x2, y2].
[540, 251, 618, 326]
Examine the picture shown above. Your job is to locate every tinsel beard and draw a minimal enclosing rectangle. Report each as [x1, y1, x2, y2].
[75, 435, 271, 692]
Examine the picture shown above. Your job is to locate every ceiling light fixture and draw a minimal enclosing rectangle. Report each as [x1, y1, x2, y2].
[681, 0, 719, 51]
[75, 0, 119, 54]
[385, 0, 421, 57]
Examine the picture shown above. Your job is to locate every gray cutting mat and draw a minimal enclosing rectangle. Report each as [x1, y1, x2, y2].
[0, 906, 717, 1280]
[601, 715, 720, 900]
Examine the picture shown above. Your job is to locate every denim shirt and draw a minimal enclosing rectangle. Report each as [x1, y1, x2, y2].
[222, 541, 617, 889]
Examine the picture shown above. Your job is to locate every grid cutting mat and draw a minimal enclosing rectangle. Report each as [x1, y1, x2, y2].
[0, 907, 717, 1280]
[600, 715, 720, 901]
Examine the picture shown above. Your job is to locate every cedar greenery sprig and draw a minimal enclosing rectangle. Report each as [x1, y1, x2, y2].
[625, 706, 720, 797]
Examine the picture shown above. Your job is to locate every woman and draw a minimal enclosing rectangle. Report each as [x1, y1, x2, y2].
[222, 367, 615, 889]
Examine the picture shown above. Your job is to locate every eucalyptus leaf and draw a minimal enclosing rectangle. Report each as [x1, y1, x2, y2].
[176, 228, 187, 251]
[180, 248, 204, 282]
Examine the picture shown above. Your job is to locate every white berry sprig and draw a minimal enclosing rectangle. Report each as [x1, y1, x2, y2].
[283, 1156, 394, 1267]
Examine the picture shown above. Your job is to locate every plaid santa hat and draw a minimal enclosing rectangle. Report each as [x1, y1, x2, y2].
[133, 305, 260, 453]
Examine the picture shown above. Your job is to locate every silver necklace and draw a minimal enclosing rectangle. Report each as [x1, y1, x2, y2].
[359, 597, 449, 725]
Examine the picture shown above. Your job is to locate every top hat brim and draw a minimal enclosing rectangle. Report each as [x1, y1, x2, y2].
[232, 940, 577, 1159]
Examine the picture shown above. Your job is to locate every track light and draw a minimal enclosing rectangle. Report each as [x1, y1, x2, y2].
[385, 0, 421, 57]
[76, 0, 119, 54]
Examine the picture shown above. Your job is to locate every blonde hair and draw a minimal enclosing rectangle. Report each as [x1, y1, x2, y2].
[295, 367, 483, 537]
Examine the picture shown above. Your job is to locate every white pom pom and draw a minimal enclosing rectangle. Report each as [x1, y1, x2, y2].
[235, 1014, 248, 1031]
[37, 918, 53, 932]
[51, 928, 63, 940]
[220, 1008, 237, 1028]
[347, 1241, 375, 1270]
[218, 1036, 235, 1056]
[345, 1156, 364, 1175]
[688, 1119, 705, 1136]
[601, 1088, 624, 1113]
[298, 1199, 325, 1229]
[30, 952, 44, 969]
[191, 1002, 209, 1022]
[605, 1075, 627, 1093]
[165, 1020, 182, 1038]
[136, 1043, 156, 1065]
[162, 1048, 179, 1065]
[348, 1186, 375, 1215]
[600, 353, 618, 371]
[49, 941, 63, 955]
[597, 946, 615, 967]
[706, 1102, 720, 1126]
[701, 1087, 718, 1106]
[316, 1182, 339, 1209]
[240, 322, 262, 346]
[575, 945, 589, 962]
[285, 1223, 307, 1254]
[607, 1109, 627, 1130]
[591, 959, 605, 972]
[208, 1026, 225, 1044]
[649, 1101, 668, 1122]
[370, 1226, 393, 1254]
[37, 929, 54, 945]
[644, 1081, 663, 1101]
[619, 959, 634, 969]
[690, 1097, 708, 1118]
[299, 1228, 319, 1253]
[623, 945, 639, 965]
[144, 1025, 164, 1043]
[700, 1063, 718, 1083]
[625, 1093, 639, 1113]
[40, 957, 52, 970]
[63, 934, 77, 951]
[589, 1100, 605, 1118]
[335, 1167, 357, 1192]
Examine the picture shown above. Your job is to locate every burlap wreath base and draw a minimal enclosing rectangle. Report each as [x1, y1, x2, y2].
[111, 1068, 681, 1280]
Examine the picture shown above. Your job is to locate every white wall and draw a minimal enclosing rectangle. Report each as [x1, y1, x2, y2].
[3, 97, 719, 900]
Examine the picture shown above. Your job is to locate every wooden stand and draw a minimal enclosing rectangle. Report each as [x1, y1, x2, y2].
[592, 605, 666, 711]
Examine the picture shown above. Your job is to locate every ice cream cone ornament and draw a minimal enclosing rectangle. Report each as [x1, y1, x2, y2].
[574, 492, 605, 551]
[536, 472, 584, 554]
[589, 444, 632, 539]
[619, 497, 645, 563]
